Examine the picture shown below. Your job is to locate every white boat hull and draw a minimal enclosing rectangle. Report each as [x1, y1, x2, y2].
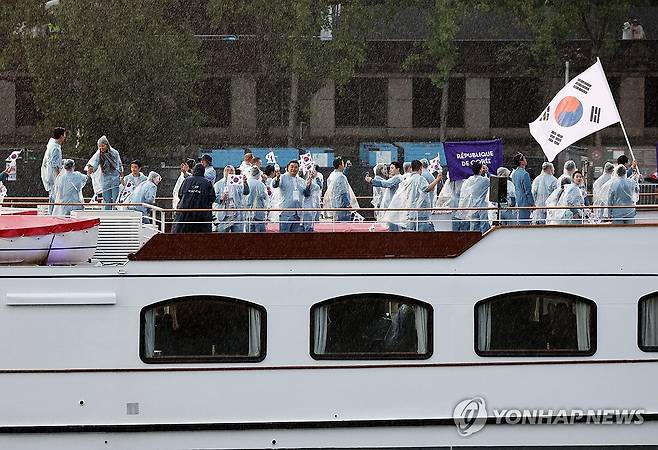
[0, 226, 656, 448]
[0, 226, 98, 265]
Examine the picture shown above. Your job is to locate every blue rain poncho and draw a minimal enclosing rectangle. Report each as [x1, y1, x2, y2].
[371, 163, 388, 221]
[607, 168, 639, 220]
[118, 172, 147, 203]
[302, 176, 323, 228]
[172, 170, 191, 210]
[204, 166, 217, 184]
[591, 163, 615, 220]
[323, 170, 358, 219]
[52, 160, 88, 216]
[373, 174, 403, 210]
[213, 170, 250, 232]
[546, 183, 584, 225]
[456, 174, 490, 221]
[126, 171, 161, 216]
[245, 171, 269, 222]
[531, 171, 558, 223]
[86, 136, 123, 194]
[382, 173, 433, 229]
[557, 160, 577, 185]
[41, 138, 63, 193]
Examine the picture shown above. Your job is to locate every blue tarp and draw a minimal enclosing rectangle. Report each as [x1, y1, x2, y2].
[395, 142, 447, 165]
[248, 147, 300, 167]
[199, 148, 245, 168]
[302, 147, 335, 167]
[358, 142, 399, 166]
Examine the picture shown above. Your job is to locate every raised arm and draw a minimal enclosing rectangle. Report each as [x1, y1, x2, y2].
[424, 175, 442, 193]
[372, 176, 401, 189]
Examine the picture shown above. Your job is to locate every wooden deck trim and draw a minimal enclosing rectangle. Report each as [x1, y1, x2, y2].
[129, 231, 485, 261]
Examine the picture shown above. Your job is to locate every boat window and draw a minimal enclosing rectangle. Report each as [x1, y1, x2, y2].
[310, 294, 432, 360]
[140, 296, 266, 363]
[639, 294, 658, 351]
[475, 291, 596, 356]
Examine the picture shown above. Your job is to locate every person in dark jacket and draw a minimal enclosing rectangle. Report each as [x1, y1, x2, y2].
[172, 164, 215, 233]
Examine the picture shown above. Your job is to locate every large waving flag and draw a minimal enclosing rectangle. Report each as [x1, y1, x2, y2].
[529, 58, 621, 161]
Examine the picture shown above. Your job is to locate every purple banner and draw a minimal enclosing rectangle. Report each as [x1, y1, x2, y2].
[444, 138, 503, 181]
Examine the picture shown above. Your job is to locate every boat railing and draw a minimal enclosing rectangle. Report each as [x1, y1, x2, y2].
[3, 200, 658, 232]
[2, 199, 656, 263]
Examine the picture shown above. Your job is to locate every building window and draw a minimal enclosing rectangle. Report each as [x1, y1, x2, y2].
[412, 78, 465, 128]
[490, 78, 544, 128]
[475, 291, 596, 356]
[140, 295, 265, 363]
[335, 78, 387, 127]
[257, 77, 289, 128]
[15, 78, 43, 127]
[311, 293, 432, 359]
[198, 78, 231, 127]
[645, 77, 658, 127]
[639, 294, 658, 351]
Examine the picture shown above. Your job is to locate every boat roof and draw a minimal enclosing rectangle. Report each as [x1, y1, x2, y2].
[0, 216, 100, 238]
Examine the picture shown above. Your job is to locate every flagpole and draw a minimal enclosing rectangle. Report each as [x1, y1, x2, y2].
[619, 120, 636, 161]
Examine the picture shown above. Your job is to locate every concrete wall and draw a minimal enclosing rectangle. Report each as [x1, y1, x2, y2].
[464, 78, 490, 138]
[230, 75, 257, 135]
[387, 77, 412, 133]
[2, 73, 658, 148]
[618, 77, 645, 137]
[309, 79, 335, 137]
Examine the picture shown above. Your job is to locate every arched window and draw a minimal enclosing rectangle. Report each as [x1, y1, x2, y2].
[475, 291, 596, 356]
[639, 293, 658, 351]
[140, 296, 266, 363]
[310, 294, 433, 360]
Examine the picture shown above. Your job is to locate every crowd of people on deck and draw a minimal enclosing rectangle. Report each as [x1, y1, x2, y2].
[430, 152, 642, 232]
[171, 154, 357, 233]
[36, 127, 643, 232]
[40, 127, 162, 220]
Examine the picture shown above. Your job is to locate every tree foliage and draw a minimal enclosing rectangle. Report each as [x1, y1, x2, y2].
[0, 0, 46, 71]
[496, 1, 648, 79]
[401, 0, 491, 139]
[207, 0, 390, 145]
[16, 0, 202, 156]
[402, 0, 477, 86]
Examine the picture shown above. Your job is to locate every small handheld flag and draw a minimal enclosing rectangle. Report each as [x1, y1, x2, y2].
[529, 58, 621, 161]
[299, 153, 315, 171]
[227, 174, 242, 186]
[5, 150, 21, 166]
[429, 156, 442, 173]
[265, 151, 277, 164]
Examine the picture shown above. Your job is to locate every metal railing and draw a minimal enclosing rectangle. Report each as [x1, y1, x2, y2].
[3, 199, 658, 234]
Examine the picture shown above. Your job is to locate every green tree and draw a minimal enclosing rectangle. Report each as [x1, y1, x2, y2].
[208, 0, 385, 146]
[19, 0, 202, 156]
[401, 0, 491, 140]
[496, 1, 648, 145]
[495, 1, 643, 79]
[0, 0, 47, 71]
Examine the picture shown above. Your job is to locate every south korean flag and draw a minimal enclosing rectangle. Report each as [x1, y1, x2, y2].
[5, 150, 21, 167]
[227, 174, 242, 186]
[529, 58, 621, 161]
[299, 153, 315, 174]
[265, 151, 277, 164]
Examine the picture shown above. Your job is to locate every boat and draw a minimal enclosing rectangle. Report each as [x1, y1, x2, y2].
[0, 215, 99, 265]
[0, 221, 657, 449]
